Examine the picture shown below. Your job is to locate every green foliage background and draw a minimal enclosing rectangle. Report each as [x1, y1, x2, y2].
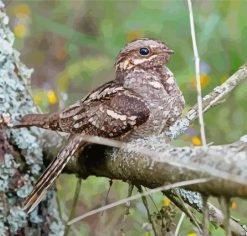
[6, 0, 247, 235]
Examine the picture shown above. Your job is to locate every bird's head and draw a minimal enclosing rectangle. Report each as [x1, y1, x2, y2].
[115, 38, 174, 72]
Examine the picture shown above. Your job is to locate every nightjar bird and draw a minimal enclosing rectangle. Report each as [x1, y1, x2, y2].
[15, 38, 185, 213]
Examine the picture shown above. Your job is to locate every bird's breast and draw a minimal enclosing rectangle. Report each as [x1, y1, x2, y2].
[122, 72, 184, 139]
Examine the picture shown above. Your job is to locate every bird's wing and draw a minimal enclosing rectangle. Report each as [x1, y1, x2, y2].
[14, 81, 150, 135]
[60, 81, 150, 137]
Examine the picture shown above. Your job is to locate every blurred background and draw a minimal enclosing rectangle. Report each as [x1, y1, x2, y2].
[5, 0, 247, 235]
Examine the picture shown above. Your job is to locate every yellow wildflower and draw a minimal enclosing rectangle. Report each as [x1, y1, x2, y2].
[231, 200, 238, 209]
[162, 197, 171, 207]
[192, 73, 210, 88]
[47, 90, 58, 105]
[192, 136, 202, 146]
[14, 4, 31, 17]
[187, 232, 197, 236]
[14, 24, 28, 38]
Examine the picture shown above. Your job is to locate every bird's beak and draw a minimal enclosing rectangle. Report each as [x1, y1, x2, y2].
[164, 48, 174, 54]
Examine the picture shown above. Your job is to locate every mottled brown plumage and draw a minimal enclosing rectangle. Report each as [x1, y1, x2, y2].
[15, 38, 185, 213]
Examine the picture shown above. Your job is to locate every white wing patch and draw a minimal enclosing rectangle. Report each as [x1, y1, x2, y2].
[88, 86, 124, 101]
[107, 109, 127, 121]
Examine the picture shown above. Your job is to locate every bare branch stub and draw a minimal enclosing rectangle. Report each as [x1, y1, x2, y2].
[165, 63, 247, 139]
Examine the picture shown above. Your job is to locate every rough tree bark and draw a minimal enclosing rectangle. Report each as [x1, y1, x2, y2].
[0, 2, 64, 235]
[1, 1, 247, 236]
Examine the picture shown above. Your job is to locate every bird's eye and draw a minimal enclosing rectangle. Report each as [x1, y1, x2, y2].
[139, 47, 150, 56]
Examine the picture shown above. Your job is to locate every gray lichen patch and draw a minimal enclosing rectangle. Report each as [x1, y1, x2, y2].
[0, 1, 64, 234]
[176, 188, 203, 210]
[0, 154, 19, 192]
[165, 117, 190, 139]
[7, 208, 27, 233]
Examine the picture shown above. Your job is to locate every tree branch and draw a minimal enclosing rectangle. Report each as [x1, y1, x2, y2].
[165, 63, 247, 139]
[62, 134, 247, 198]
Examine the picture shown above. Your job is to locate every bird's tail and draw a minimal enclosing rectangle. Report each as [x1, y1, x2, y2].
[13, 113, 61, 131]
[23, 135, 86, 213]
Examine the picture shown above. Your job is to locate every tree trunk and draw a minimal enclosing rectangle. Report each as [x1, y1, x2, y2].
[0, 2, 64, 235]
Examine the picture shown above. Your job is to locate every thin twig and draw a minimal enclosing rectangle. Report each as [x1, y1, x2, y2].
[55, 182, 64, 222]
[220, 196, 232, 236]
[174, 212, 185, 236]
[187, 0, 207, 146]
[98, 180, 114, 236]
[177, 189, 246, 236]
[120, 183, 134, 235]
[166, 192, 202, 232]
[145, 188, 165, 230]
[101, 179, 113, 216]
[64, 179, 82, 236]
[124, 183, 134, 219]
[146, 189, 163, 222]
[137, 186, 159, 236]
[148, 194, 160, 213]
[202, 195, 209, 236]
[67, 178, 209, 225]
